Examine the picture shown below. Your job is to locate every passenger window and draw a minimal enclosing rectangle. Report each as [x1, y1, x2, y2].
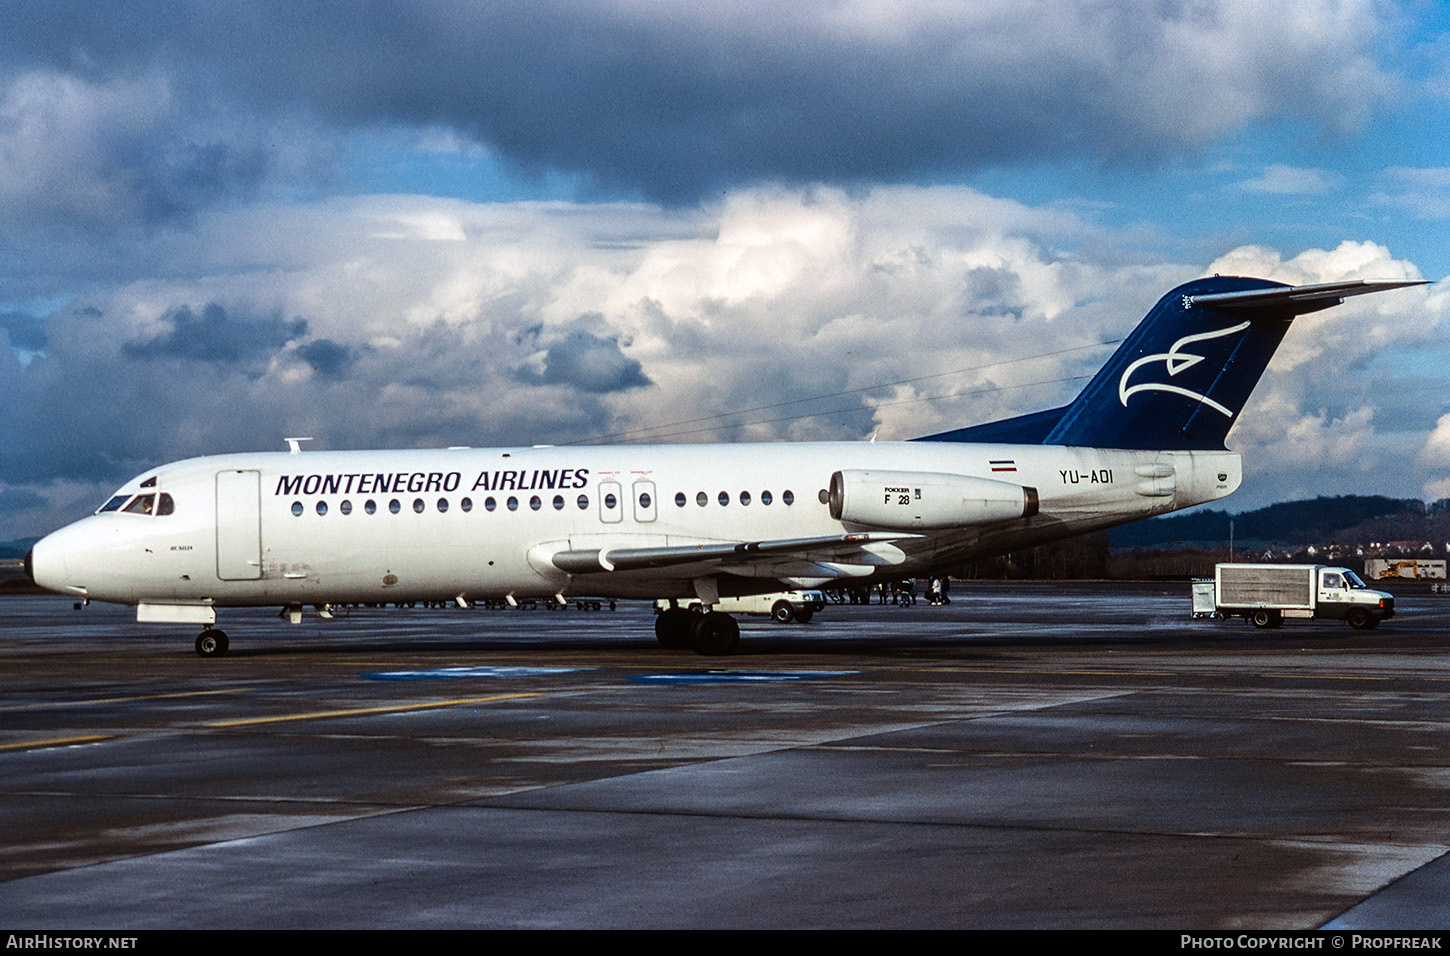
[740, 491, 751, 506]
[437, 498, 449, 513]
[530, 495, 541, 511]
[696, 492, 707, 507]
[577, 495, 589, 509]
[291, 501, 304, 516]
[486, 497, 497, 511]
[461, 497, 473, 512]
[365, 500, 377, 514]
[413, 498, 425, 513]
[675, 492, 686, 507]
[604, 493, 617, 510]
[783, 490, 794, 505]
[507, 496, 519, 511]
[718, 491, 729, 506]
[761, 491, 773, 505]
[553, 495, 565, 510]
[316, 501, 328, 516]
[340, 500, 352, 515]
[639, 492, 651, 509]
[389, 499, 401, 514]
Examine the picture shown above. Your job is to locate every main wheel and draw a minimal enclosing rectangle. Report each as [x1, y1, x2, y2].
[1346, 608, 1373, 629]
[1250, 610, 1282, 629]
[195, 629, 229, 657]
[771, 601, 794, 624]
[690, 611, 740, 656]
[655, 608, 695, 648]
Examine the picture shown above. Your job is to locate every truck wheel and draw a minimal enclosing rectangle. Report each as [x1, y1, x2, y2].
[1346, 608, 1373, 629]
[1250, 610, 1282, 629]
[794, 607, 814, 624]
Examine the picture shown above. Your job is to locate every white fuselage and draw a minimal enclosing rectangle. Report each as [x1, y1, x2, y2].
[29, 441, 1240, 610]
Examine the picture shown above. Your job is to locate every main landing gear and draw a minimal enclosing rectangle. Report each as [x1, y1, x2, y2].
[195, 627, 229, 658]
[655, 607, 740, 656]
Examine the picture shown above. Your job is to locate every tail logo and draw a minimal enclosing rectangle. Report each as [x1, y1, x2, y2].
[1117, 321, 1251, 417]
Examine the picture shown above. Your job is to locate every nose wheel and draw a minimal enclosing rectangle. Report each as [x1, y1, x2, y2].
[195, 628, 229, 658]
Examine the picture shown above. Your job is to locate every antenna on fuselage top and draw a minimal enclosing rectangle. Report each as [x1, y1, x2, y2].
[284, 437, 314, 454]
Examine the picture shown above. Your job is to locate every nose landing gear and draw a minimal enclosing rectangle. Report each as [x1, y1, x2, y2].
[195, 627, 229, 658]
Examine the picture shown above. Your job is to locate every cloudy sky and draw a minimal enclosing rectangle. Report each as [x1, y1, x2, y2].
[3, 0, 1450, 543]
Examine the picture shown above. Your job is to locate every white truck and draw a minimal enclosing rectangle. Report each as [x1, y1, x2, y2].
[654, 590, 826, 624]
[1208, 564, 1395, 630]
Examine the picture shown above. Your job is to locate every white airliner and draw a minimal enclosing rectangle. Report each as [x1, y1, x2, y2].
[25, 275, 1426, 656]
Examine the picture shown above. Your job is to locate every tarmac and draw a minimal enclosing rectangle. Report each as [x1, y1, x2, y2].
[2, 582, 1449, 929]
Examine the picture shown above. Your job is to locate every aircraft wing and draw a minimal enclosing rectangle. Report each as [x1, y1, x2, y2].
[549, 532, 922, 578]
[1189, 279, 1428, 314]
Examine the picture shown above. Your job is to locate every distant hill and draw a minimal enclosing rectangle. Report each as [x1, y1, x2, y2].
[1106, 495, 1439, 550]
[0, 538, 38, 561]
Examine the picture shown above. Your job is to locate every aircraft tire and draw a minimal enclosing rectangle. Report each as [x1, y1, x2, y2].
[794, 607, 814, 624]
[691, 612, 740, 656]
[655, 608, 695, 648]
[1250, 610, 1282, 629]
[771, 601, 794, 624]
[195, 629, 229, 658]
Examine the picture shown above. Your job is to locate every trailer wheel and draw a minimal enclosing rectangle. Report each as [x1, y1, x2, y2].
[1250, 610, 1282, 629]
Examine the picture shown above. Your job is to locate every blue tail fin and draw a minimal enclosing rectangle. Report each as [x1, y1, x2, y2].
[920, 276, 1425, 451]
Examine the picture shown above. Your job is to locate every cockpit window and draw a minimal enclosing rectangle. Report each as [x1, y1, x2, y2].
[122, 494, 156, 515]
[157, 493, 175, 516]
[98, 495, 130, 513]
[139, 476, 157, 488]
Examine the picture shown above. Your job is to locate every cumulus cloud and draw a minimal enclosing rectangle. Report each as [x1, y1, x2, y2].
[1237, 164, 1344, 195]
[2, 184, 1441, 539]
[0, 70, 281, 229]
[0, 0, 1400, 202]
[122, 303, 308, 367]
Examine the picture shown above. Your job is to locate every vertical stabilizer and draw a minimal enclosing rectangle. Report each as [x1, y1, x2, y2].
[1039, 276, 1425, 450]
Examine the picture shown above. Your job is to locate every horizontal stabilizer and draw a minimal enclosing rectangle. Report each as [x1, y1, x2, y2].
[1187, 279, 1428, 314]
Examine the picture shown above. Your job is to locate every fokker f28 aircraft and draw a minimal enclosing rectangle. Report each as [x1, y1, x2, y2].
[25, 276, 1426, 656]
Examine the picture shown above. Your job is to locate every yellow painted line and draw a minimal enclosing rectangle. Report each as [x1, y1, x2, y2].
[1, 734, 116, 752]
[1259, 673, 1394, 681]
[943, 667, 1180, 677]
[0, 688, 246, 712]
[204, 692, 544, 728]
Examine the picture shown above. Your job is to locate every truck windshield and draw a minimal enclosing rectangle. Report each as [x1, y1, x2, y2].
[1344, 571, 1368, 588]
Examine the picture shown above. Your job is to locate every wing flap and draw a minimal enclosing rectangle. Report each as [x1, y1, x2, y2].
[550, 532, 920, 575]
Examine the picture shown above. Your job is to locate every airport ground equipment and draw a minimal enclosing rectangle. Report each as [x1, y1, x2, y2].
[1208, 563, 1394, 629]
[655, 590, 826, 625]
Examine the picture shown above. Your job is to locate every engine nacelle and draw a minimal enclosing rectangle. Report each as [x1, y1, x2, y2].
[828, 469, 1038, 530]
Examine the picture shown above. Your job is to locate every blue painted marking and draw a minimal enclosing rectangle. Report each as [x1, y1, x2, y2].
[628, 670, 856, 684]
[363, 666, 590, 681]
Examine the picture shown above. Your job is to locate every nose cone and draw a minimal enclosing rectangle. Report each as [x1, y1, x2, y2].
[26, 527, 81, 596]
